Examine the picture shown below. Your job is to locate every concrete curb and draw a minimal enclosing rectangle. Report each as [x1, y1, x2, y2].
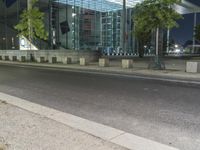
[0, 61, 200, 85]
[0, 92, 179, 150]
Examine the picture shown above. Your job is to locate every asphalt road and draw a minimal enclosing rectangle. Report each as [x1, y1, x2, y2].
[0, 64, 200, 150]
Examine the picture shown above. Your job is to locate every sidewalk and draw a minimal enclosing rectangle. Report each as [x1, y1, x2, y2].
[0, 58, 199, 83]
[0, 93, 179, 150]
[0, 100, 127, 150]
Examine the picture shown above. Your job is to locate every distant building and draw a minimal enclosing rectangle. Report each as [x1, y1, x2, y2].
[0, 0, 199, 55]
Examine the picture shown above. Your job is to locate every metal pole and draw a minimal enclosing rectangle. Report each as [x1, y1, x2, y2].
[166, 28, 170, 53]
[156, 28, 159, 56]
[122, 0, 126, 53]
[193, 12, 197, 53]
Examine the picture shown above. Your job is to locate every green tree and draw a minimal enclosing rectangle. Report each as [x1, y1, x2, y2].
[15, 0, 48, 44]
[134, 27, 152, 58]
[133, 0, 183, 62]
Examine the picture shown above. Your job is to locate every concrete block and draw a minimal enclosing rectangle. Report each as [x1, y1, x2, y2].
[49, 57, 57, 63]
[62, 57, 72, 64]
[4, 56, 9, 61]
[20, 56, 26, 62]
[99, 58, 109, 67]
[122, 59, 133, 69]
[39, 57, 45, 63]
[186, 61, 200, 73]
[12, 56, 17, 61]
[0, 50, 98, 63]
[80, 58, 88, 66]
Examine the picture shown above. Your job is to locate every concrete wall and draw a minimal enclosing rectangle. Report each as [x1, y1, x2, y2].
[0, 50, 98, 63]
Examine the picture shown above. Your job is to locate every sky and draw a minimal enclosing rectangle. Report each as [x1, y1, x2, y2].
[170, 0, 200, 45]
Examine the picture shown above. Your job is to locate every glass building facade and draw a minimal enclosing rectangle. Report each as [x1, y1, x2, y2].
[0, 0, 144, 54]
[0, 0, 199, 55]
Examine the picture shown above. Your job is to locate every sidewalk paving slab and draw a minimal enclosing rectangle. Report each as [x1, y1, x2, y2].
[0, 100, 128, 150]
[0, 93, 179, 150]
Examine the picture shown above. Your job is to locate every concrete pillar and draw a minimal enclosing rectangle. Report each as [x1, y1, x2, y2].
[122, 59, 133, 69]
[20, 56, 26, 62]
[99, 58, 109, 67]
[38, 57, 45, 63]
[186, 61, 200, 73]
[4, 56, 9, 61]
[49, 57, 57, 63]
[62, 57, 72, 64]
[80, 58, 88, 66]
[12, 56, 17, 61]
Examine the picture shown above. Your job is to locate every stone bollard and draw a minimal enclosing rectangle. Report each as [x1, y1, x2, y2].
[80, 58, 88, 66]
[49, 57, 57, 63]
[186, 61, 200, 73]
[4, 56, 9, 61]
[20, 56, 26, 62]
[122, 59, 133, 69]
[99, 58, 109, 67]
[62, 57, 72, 64]
[12, 56, 17, 61]
[39, 57, 45, 63]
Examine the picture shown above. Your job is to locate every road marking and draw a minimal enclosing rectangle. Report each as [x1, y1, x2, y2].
[0, 61, 200, 85]
[0, 92, 179, 150]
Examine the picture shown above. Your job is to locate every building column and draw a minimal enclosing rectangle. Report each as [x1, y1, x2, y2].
[122, 0, 127, 53]
[193, 12, 197, 54]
